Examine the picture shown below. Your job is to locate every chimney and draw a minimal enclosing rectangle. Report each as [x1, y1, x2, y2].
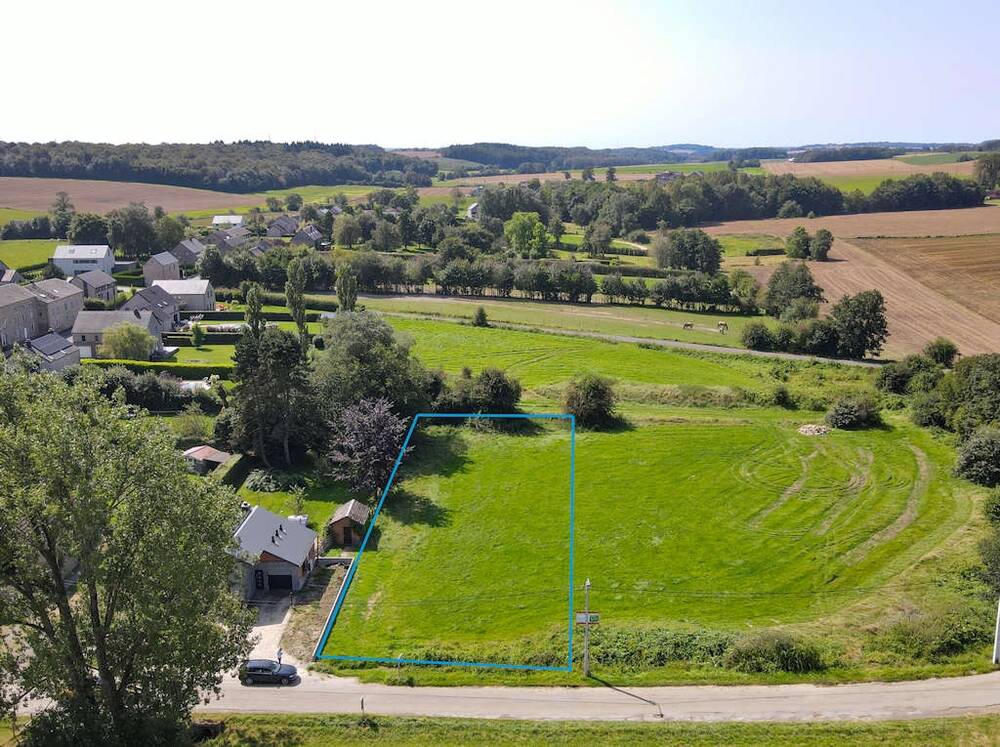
[133, 309, 140, 318]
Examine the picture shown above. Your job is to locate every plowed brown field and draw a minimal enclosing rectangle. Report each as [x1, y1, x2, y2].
[0, 177, 259, 213]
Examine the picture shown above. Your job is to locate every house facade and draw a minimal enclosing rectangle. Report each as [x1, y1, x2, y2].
[0, 284, 39, 348]
[328, 499, 370, 548]
[52, 245, 115, 276]
[26, 332, 81, 372]
[71, 309, 162, 359]
[70, 270, 117, 303]
[23, 279, 84, 333]
[121, 285, 179, 332]
[231, 505, 318, 598]
[171, 238, 207, 268]
[142, 252, 181, 286]
[212, 215, 243, 227]
[152, 278, 215, 311]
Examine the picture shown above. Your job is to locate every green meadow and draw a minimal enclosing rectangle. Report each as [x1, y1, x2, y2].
[0, 206, 42, 227]
[0, 238, 57, 269]
[896, 152, 978, 165]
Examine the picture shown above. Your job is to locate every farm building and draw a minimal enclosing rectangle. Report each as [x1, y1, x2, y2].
[230, 505, 318, 598]
[52, 245, 115, 276]
[328, 499, 370, 548]
[183, 444, 232, 474]
[142, 252, 181, 286]
[171, 237, 207, 268]
[212, 215, 243, 227]
[25, 332, 80, 372]
[70, 269, 117, 303]
[291, 224, 323, 247]
[152, 278, 215, 311]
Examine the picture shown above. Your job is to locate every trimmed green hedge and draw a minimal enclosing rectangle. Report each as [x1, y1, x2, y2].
[215, 288, 338, 312]
[82, 359, 234, 379]
[180, 309, 321, 322]
[163, 332, 242, 347]
[112, 272, 144, 287]
[746, 248, 786, 257]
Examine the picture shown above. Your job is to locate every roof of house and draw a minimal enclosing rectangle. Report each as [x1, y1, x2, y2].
[174, 237, 207, 256]
[0, 269, 22, 285]
[71, 309, 154, 335]
[53, 244, 111, 260]
[183, 444, 232, 464]
[152, 278, 212, 296]
[212, 215, 243, 225]
[24, 279, 83, 303]
[123, 284, 176, 312]
[26, 332, 76, 359]
[232, 505, 317, 567]
[146, 251, 178, 266]
[330, 499, 370, 526]
[292, 225, 323, 243]
[268, 215, 298, 231]
[74, 269, 116, 288]
[0, 283, 35, 306]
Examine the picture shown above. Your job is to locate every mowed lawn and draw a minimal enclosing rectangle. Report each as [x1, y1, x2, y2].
[0, 238, 57, 269]
[322, 415, 969, 662]
[363, 295, 779, 349]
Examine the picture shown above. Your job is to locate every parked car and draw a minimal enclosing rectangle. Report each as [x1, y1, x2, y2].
[238, 659, 298, 685]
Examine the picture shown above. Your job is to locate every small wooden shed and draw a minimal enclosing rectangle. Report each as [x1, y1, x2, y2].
[328, 499, 370, 547]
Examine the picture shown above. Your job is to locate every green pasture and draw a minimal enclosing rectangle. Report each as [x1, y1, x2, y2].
[716, 233, 783, 256]
[0, 206, 42, 227]
[896, 152, 978, 165]
[363, 294, 775, 348]
[321, 414, 970, 665]
[0, 238, 57, 269]
[591, 161, 764, 176]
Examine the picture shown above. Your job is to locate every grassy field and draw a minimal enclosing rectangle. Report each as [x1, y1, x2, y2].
[320, 415, 970, 666]
[0, 206, 42, 227]
[590, 161, 764, 177]
[896, 152, 978, 165]
[0, 238, 57, 269]
[362, 294, 777, 348]
[201, 712, 1000, 746]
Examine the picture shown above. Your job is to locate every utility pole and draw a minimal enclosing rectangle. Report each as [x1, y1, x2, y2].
[583, 578, 591, 677]
[993, 595, 1000, 666]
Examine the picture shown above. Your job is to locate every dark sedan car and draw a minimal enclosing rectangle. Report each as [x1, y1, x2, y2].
[238, 659, 298, 686]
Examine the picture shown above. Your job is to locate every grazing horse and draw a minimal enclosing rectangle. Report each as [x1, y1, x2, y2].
[717, 321, 729, 334]
[683, 321, 694, 330]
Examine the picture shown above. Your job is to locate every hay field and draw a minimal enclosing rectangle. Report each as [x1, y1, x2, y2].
[762, 158, 975, 179]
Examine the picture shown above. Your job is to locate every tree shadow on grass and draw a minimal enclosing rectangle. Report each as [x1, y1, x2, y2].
[383, 489, 451, 528]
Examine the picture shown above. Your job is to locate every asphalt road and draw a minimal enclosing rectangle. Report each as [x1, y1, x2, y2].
[200, 669, 1000, 722]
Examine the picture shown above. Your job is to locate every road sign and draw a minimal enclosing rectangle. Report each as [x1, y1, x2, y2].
[576, 611, 600, 625]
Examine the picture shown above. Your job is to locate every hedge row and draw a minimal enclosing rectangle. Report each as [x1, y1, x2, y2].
[180, 309, 321, 322]
[162, 332, 243, 347]
[112, 273, 144, 287]
[81, 359, 233, 379]
[215, 287, 338, 312]
[745, 247, 786, 257]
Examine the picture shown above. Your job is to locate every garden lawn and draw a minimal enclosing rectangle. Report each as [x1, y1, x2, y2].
[0, 207, 42, 227]
[238, 472, 353, 532]
[174, 344, 240, 365]
[321, 415, 971, 665]
[0, 238, 57, 269]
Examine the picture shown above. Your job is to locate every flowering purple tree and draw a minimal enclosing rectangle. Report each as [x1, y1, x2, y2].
[325, 398, 410, 497]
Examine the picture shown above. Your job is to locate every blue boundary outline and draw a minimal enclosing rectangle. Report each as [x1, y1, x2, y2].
[313, 412, 576, 672]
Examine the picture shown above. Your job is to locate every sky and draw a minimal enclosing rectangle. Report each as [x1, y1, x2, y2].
[3, 0, 997, 149]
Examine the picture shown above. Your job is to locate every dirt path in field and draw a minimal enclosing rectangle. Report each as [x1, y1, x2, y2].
[844, 445, 930, 566]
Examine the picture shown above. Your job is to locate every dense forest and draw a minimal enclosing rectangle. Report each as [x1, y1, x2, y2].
[0, 141, 438, 192]
[440, 143, 787, 170]
[794, 146, 904, 162]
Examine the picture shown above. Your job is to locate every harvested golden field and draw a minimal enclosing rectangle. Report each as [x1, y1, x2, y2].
[762, 158, 975, 179]
[0, 176, 259, 213]
[852, 234, 1000, 326]
[704, 206, 1000, 239]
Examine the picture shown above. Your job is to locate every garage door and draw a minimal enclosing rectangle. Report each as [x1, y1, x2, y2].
[267, 574, 292, 590]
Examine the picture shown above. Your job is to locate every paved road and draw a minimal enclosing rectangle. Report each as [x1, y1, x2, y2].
[200, 669, 1000, 722]
[375, 308, 882, 368]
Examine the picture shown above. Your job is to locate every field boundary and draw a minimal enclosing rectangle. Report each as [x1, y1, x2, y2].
[313, 412, 577, 671]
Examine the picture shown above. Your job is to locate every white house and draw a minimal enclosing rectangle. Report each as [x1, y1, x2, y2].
[212, 215, 243, 227]
[152, 278, 216, 311]
[52, 245, 115, 276]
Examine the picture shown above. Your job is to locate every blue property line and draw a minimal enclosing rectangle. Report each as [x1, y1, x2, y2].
[313, 412, 576, 672]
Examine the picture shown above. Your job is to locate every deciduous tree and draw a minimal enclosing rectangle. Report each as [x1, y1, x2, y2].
[100, 322, 156, 360]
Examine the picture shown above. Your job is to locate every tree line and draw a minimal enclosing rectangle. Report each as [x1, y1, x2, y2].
[0, 140, 437, 192]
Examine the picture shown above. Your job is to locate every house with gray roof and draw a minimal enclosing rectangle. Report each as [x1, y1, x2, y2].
[212, 215, 243, 227]
[210, 226, 252, 253]
[25, 332, 80, 372]
[52, 244, 115, 276]
[71, 309, 162, 359]
[171, 237, 207, 268]
[152, 277, 215, 311]
[143, 251, 181, 286]
[291, 224, 323, 247]
[121, 285, 178, 332]
[70, 269, 117, 303]
[267, 215, 299, 237]
[0, 260, 24, 286]
[230, 505, 318, 598]
[23, 279, 84, 334]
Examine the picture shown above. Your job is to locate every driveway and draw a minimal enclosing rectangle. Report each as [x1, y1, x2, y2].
[246, 593, 295, 663]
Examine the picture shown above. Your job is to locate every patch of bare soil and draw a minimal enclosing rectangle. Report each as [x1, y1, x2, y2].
[0, 176, 259, 213]
[281, 565, 345, 662]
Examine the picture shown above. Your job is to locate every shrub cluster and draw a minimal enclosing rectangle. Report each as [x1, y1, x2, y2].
[825, 394, 883, 429]
[722, 630, 824, 674]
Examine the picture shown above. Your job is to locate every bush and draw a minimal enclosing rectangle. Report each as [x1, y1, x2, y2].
[955, 427, 1000, 486]
[472, 307, 489, 327]
[243, 469, 306, 492]
[741, 322, 775, 351]
[723, 630, 823, 673]
[981, 529, 1000, 592]
[875, 355, 939, 394]
[469, 368, 521, 412]
[924, 337, 959, 367]
[825, 394, 882, 429]
[982, 488, 1000, 526]
[871, 608, 991, 661]
[564, 373, 617, 428]
[910, 390, 948, 428]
